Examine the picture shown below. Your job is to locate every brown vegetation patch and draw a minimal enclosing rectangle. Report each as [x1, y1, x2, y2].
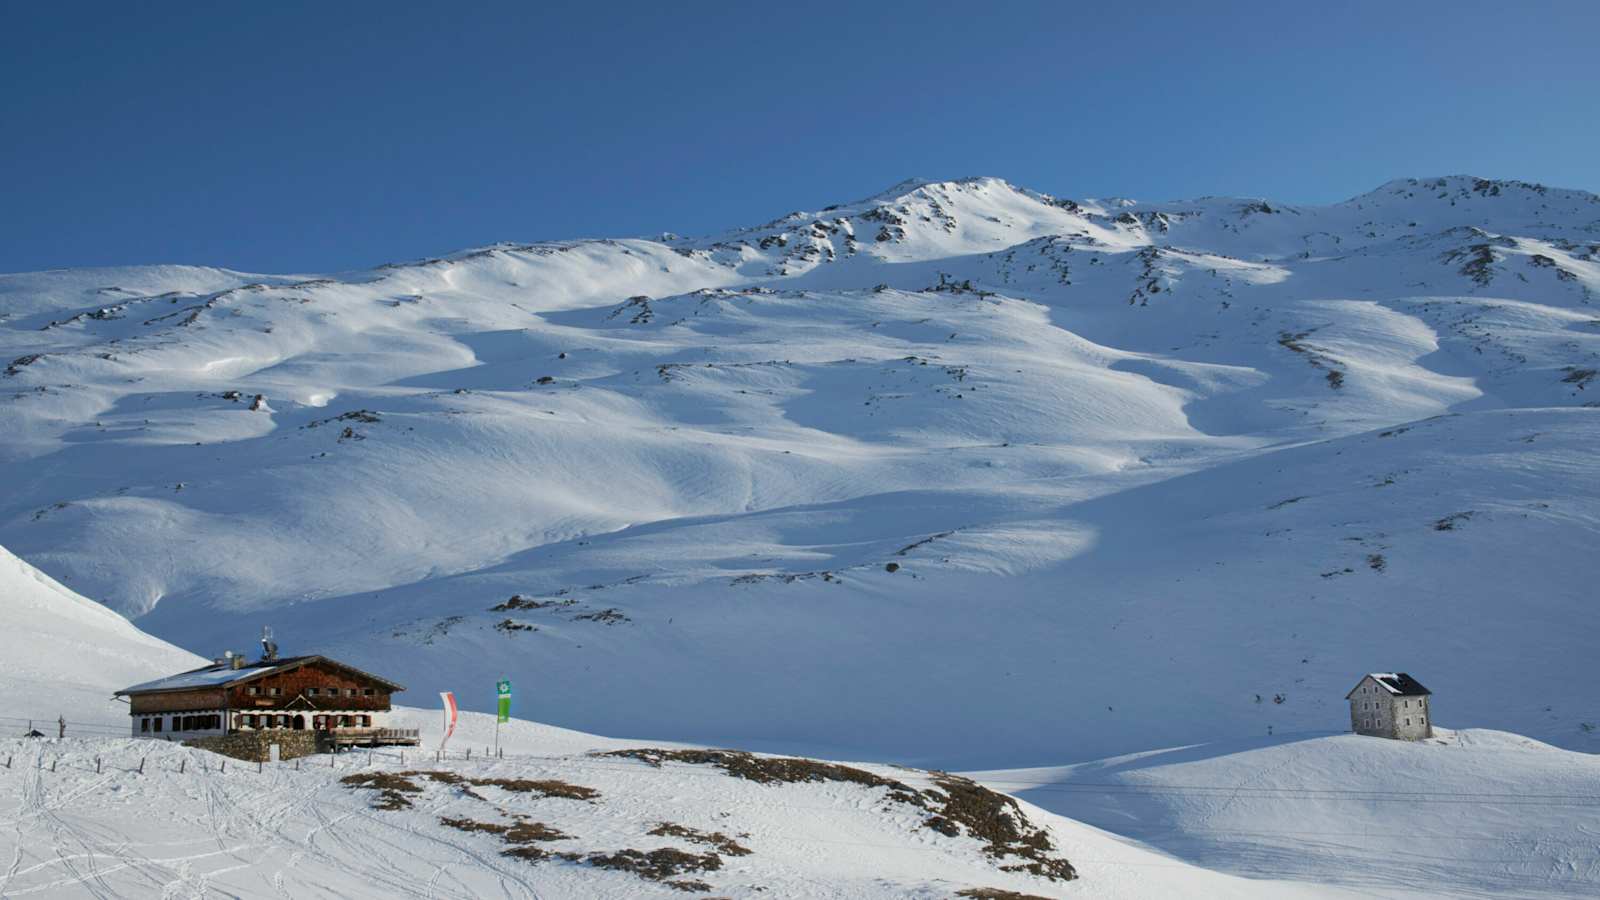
[586, 847, 722, 883]
[341, 770, 598, 808]
[648, 822, 751, 856]
[597, 748, 922, 804]
[440, 816, 572, 844]
[472, 777, 600, 800]
[501, 845, 583, 862]
[956, 889, 1053, 900]
[339, 772, 426, 810]
[598, 750, 1075, 882]
[925, 774, 1076, 881]
[662, 880, 714, 893]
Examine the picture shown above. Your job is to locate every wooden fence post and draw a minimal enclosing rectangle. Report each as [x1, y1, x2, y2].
[137, 757, 144, 775]
[180, 759, 186, 774]
[96, 757, 101, 774]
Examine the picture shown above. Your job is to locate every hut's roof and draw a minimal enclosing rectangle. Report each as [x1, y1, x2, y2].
[116, 655, 405, 696]
[1346, 672, 1431, 699]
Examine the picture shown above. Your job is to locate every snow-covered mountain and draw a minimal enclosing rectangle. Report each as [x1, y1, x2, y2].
[3, 174, 1598, 768]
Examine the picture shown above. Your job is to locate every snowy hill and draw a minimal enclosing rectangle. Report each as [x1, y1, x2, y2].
[2, 174, 1599, 769]
[0, 543, 203, 726]
[1, 712, 1375, 899]
[975, 727, 1600, 898]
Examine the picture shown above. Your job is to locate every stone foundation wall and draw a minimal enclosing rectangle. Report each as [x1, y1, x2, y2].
[184, 729, 324, 762]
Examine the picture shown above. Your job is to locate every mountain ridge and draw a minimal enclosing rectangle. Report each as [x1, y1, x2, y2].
[2, 172, 1597, 768]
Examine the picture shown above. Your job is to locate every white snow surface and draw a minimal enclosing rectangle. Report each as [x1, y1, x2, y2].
[0, 574, 1588, 897]
[2, 174, 1600, 774]
[0, 711, 1360, 899]
[0, 544, 203, 726]
[974, 728, 1600, 899]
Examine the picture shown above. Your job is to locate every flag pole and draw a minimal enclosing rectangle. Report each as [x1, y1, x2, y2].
[495, 677, 511, 758]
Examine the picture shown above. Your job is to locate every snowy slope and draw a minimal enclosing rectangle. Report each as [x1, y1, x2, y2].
[0, 543, 204, 726]
[973, 728, 1600, 899]
[0, 713, 1359, 899]
[2, 174, 1599, 769]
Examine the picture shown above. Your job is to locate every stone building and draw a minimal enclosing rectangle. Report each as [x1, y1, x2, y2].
[1346, 673, 1433, 740]
[115, 640, 418, 749]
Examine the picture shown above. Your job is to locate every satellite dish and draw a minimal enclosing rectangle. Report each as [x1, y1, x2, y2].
[261, 626, 279, 661]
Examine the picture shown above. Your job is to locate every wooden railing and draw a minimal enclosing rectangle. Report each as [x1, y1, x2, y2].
[325, 727, 420, 746]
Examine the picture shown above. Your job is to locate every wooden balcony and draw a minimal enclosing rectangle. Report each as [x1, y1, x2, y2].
[325, 727, 420, 748]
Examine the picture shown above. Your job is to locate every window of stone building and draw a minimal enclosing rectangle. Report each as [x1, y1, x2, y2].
[153, 718, 162, 733]
[140, 718, 149, 733]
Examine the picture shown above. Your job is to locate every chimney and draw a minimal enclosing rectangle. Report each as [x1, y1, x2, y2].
[231, 654, 246, 670]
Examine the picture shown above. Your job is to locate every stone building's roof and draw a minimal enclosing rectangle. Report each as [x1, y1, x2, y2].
[1346, 672, 1431, 699]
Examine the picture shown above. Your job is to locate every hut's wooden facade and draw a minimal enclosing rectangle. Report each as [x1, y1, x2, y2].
[116, 653, 418, 747]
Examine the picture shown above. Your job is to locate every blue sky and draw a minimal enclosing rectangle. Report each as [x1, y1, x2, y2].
[3, 1, 1596, 274]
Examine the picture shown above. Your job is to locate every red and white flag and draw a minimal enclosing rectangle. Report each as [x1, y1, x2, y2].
[439, 691, 458, 751]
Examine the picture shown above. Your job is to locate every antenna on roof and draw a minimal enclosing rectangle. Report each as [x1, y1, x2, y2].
[261, 626, 279, 662]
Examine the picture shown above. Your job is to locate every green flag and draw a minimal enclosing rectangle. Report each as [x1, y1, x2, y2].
[496, 679, 512, 723]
